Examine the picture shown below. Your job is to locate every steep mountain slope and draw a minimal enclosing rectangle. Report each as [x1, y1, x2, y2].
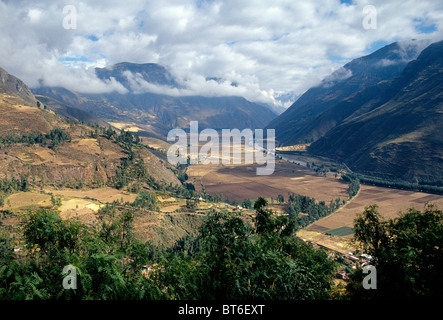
[0, 67, 109, 127]
[0, 68, 55, 137]
[309, 40, 443, 182]
[33, 62, 277, 138]
[34, 94, 110, 127]
[0, 67, 180, 188]
[0, 67, 36, 106]
[267, 40, 430, 145]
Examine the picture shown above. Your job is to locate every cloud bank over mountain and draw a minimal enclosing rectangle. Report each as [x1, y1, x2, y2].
[1, 0, 442, 107]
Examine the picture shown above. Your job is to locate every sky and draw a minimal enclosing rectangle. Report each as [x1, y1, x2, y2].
[1, 0, 442, 108]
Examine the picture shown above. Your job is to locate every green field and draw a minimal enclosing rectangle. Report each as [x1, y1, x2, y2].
[324, 226, 354, 236]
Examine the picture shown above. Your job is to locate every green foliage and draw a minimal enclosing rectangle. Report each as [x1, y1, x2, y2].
[285, 193, 335, 228]
[285, 202, 300, 220]
[241, 198, 253, 209]
[0, 128, 71, 150]
[185, 198, 198, 211]
[150, 198, 336, 300]
[0, 200, 338, 300]
[0, 207, 153, 300]
[173, 165, 189, 184]
[132, 191, 158, 211]
[342, 172, 443, 195]
[347, 177, 360, 198]
[109, 130, 150, 190]
[347, 204, 443, 299]
[0, 174, 29, 193]
[85, 127, 146, 190]
[111, 153, 148, 190]
[114, 129, 140, 150]
[254, 197, 296, 238]
[50, 194, 62, 208]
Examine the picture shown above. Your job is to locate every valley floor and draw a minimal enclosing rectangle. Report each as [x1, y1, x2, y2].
[187, 157, 443, 254]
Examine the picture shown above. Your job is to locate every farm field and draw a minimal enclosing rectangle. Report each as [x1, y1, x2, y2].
[296, 229, 354, 255]
[0, 185, 252, 247]
[44, 187, 138, 204]
[1, 192, 52, 211]
[187, 159, 350, 203]
[306, 184, 443, 236]
[1, 190, 110, 225]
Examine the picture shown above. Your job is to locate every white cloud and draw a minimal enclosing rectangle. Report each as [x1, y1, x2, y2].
[0, 0, 442, 108]
[321, 67, 353, 88]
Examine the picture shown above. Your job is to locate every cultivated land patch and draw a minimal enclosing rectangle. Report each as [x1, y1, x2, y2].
[187, 160, 350, 203]
[1, 192, 52, 211]
[296, 229, 354, 255]
[44, 187, 138, 204]
[58, 198, 104, 225]
[71, 138, 102, 156]
[1, 189, 125, 225]
[306, 184, 443, 237]
[0, 186, 250, 247]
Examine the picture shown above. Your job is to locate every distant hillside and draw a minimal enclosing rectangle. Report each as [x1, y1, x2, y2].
[0, 67, 180, 188]
[0, 67, 36, 106]
[267, 40, 431, 146]
[33, 62, 277, 138]
[0, 67, 109, 127]
[34, 94, 110, 127]
[309, 40, 443, 183]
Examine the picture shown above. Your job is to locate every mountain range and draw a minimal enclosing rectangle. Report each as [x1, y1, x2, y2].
[268, 39, 443, 183]
[33, 62, 277, 139]
[3, 38, 443, 184]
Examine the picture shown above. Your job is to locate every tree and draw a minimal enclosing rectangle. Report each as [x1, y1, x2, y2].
[285, 203, 300, 220]
[145, 198, 337, 300]
[1, 207, 153, 300]
[241, 198, 252, 209]
[132, 191, 158, 211]
[186, 198, 198, 211]
[20, 174, 28, 191]
[347, 204, 443, 299]
[348, 178, 360, 198]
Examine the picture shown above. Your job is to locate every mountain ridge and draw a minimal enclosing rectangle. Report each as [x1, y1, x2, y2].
[306, 40, 443, 182]
[266, 39, 431, 146]
[95, 62, 181, 91]
[32, 62, 277, 137]
[0, 66, 37, 106]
